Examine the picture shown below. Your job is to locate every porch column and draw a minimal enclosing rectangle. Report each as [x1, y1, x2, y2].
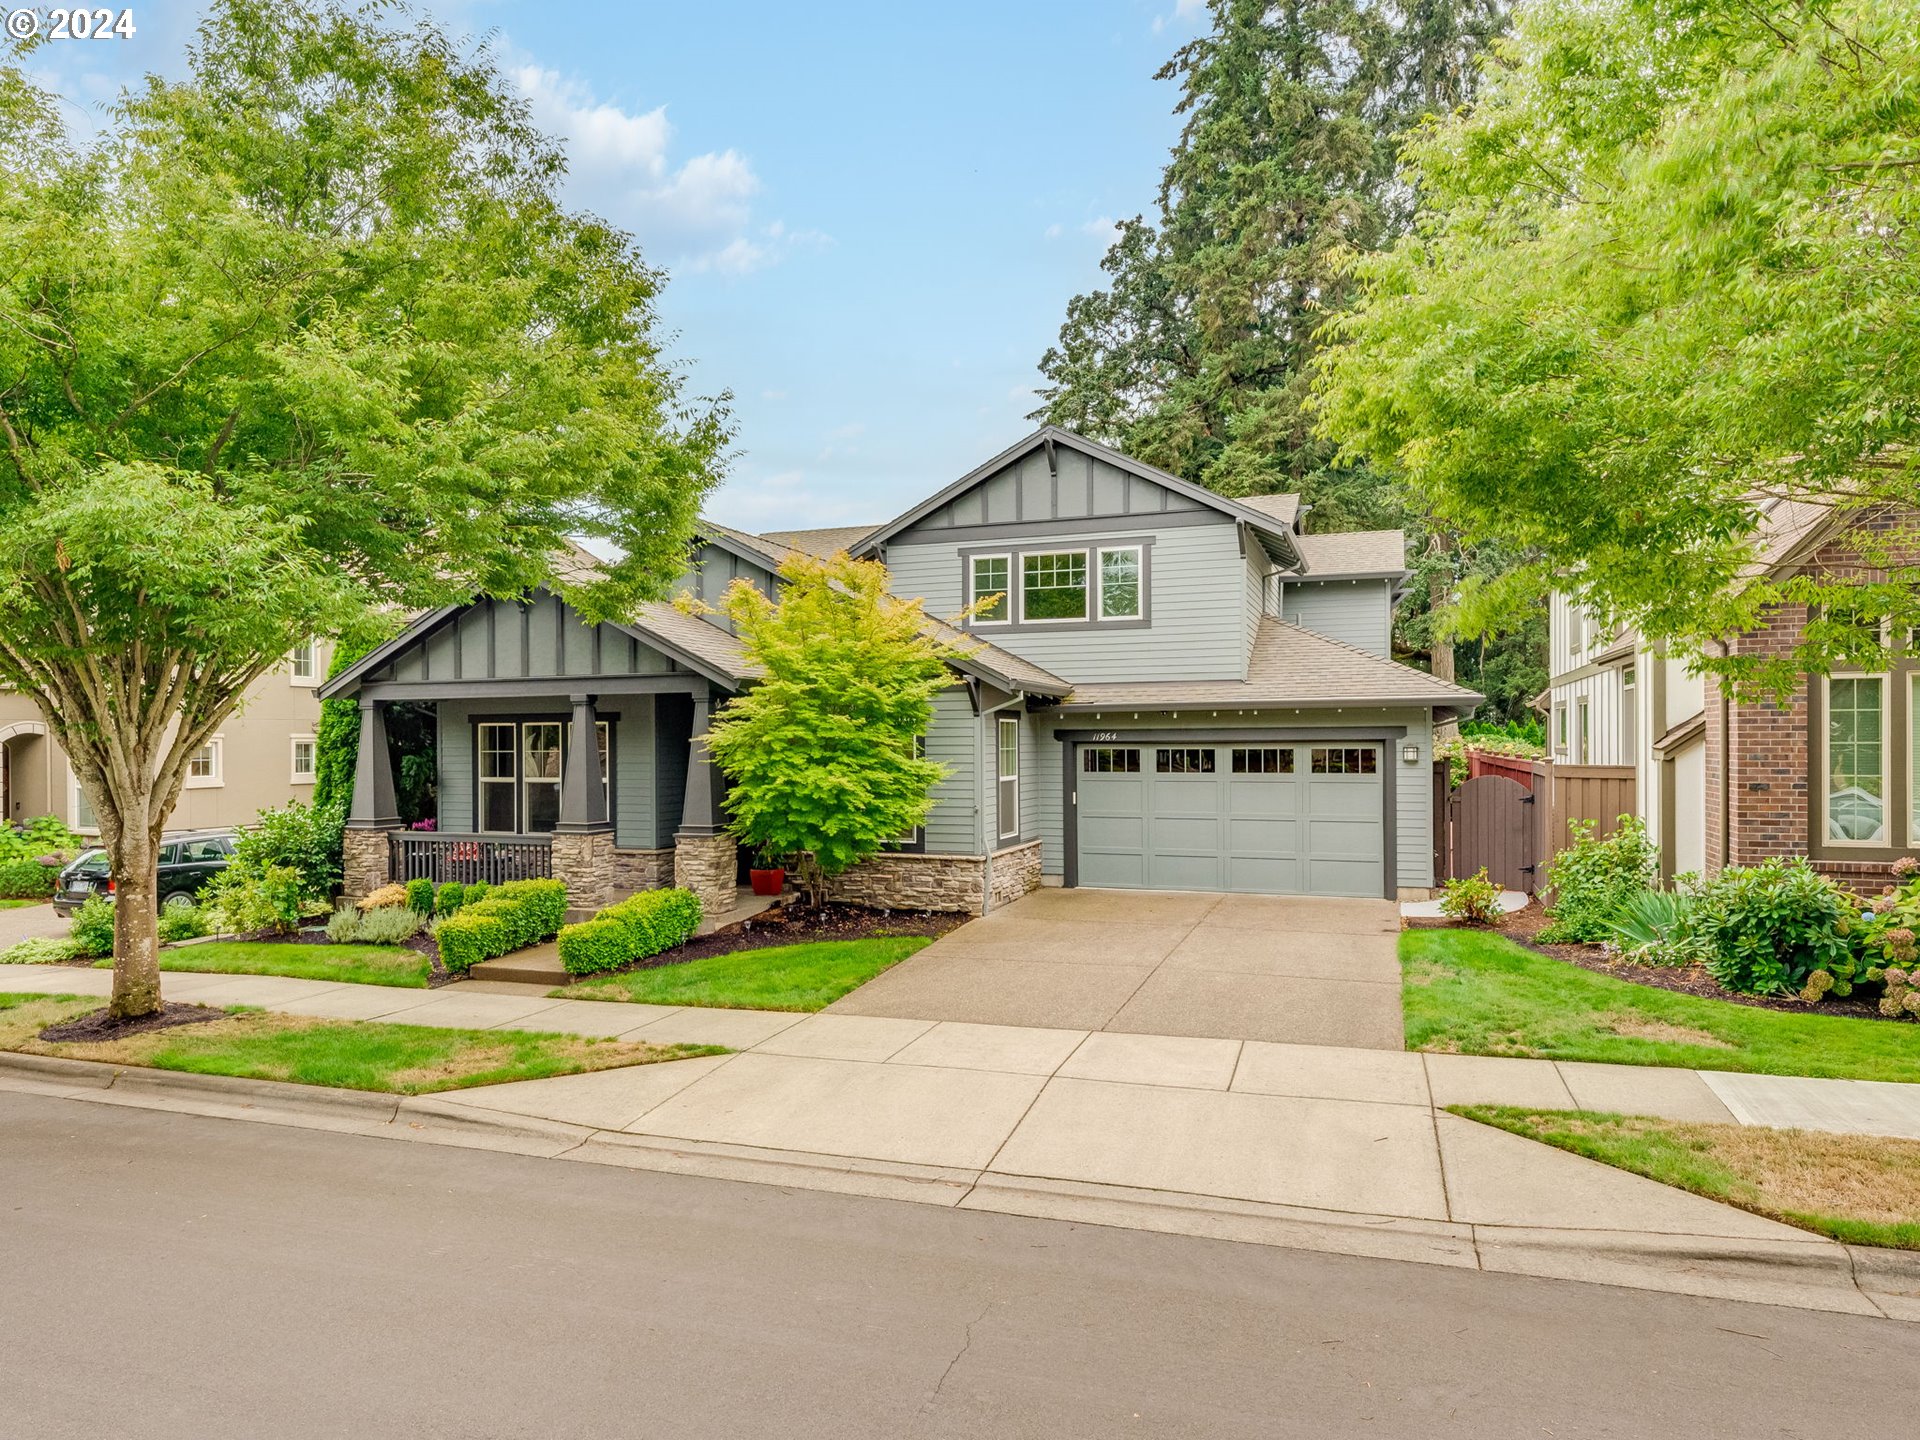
[342, 698, 399, 900]
[674, 688, 736, 917]
[555, 694, 610, 832]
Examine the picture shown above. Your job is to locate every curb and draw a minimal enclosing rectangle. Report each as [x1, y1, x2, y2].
[4, 1050, 1918, 1321]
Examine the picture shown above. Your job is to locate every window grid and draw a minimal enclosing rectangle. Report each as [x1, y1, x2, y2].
[291, 737, 316, 781]
[1021, 551, 1088, 622]
[1156, 748, 1215, 775]
[1231, 747, 1294, 775]
[1083, 747, 1141, 774]
[1311, 747, 1377, 775]
[1826, 676, 1887, 844]
[970, 555, 1010, 624]
[997, 717, 1020, 839]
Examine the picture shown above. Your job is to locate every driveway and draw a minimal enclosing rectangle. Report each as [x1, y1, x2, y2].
[827, 887, 1404, 1049]
[0, 902, 68, 946]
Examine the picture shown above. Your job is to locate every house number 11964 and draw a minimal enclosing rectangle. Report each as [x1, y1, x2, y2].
[1088, 731, 1120, 742]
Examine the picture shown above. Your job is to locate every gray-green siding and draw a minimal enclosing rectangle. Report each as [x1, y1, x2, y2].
[380, 592, 688, 686]
[901, 444, 1208, 531]
[922, 685, 983, 854]
[675, 543, 776, 634]
[1280, 580, 1394, 658]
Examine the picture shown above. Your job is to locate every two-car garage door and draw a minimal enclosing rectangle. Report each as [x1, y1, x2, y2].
[1074, 742, 1385, 898]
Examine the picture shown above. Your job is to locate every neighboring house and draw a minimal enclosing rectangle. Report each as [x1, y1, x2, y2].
[0, 639, 333, 836]
[1545, 500, 1918, 890]
[321, 427, 1481, 916]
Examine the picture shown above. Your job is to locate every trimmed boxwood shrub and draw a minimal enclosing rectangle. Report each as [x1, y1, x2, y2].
[0, 858, 59, 899]
[432, 878, 568, 972]
[464, 880, 491, 906]
[404, 877, 436, 915]
[557, 888, 703, 976]
[434, 881, 467, 916]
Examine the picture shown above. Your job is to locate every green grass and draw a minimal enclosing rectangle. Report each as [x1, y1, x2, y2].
[94, 940, 430, 988]
[1454, 1105, 1920, 1250]
[0, 992, 723, 1094]
[0, 898, 46, 910]
[1402, 928, 1920, 1083]
[563, 936, 932, 1011]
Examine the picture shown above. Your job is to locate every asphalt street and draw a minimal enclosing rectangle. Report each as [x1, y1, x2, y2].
[1, 1089, 1912, 1439]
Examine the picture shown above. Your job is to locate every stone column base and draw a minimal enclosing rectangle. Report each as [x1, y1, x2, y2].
[341, 828, 392, 901]
[551, 829, 616, 912]
[674, 831, 737, 918]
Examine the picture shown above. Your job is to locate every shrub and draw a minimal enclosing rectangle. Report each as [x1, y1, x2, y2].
[1602, 888, 1703, 967]
[357, 882, 409, 912]
[325, 905, 365, 943]
[1689, 858, 1860, 1000]
[0, 857, 59, 898]
[231, 799, 345, 903]
[434, 881, 467, 916]
[69, 894, 117, 958]
[464, 880, 490, 906]
[1438, 869, 1502, 924]
[0, 936, 82, 964]
[157, 904, 208, 943]
[0, 815, 85, 866]
[1538, 817, 1659, 943]
[431, 878, 568, 971]
[1856, 876, 1920, 1019]
[557, 888, 703, 976]
[404, 877, 436, 914]
[203, 860, 307, 936]
[357, 903, 423, 944]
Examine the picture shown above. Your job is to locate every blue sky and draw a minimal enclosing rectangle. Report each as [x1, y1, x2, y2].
[32, 0, 1209, 531]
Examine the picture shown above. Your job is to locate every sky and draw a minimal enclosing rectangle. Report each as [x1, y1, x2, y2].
[28, 0, 1211, 532]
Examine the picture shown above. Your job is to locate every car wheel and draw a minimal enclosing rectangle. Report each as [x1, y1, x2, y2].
[161, 891, 197, 913]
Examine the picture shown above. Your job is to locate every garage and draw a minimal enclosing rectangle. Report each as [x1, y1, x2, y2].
[1072, 741, 1386, 898]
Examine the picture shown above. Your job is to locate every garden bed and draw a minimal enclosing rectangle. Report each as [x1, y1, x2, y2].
[626, 901, 963, 971]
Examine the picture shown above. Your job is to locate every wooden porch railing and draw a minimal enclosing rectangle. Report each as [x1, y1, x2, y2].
[387, 832, 554, 886]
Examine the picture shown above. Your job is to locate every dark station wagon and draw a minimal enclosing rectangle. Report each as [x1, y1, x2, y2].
[52, 830, 237, 916]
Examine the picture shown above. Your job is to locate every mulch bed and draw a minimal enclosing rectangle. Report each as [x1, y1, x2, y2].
[1410, 900, 1895, 1021]
[608, 901, 966, 974]
[38, 1001, 228, 1044]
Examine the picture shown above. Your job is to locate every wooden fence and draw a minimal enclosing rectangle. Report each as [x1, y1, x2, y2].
[1440, 754, 1636, 893]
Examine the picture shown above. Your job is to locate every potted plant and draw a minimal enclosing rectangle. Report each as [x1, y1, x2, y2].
[749, 849, 787, 898]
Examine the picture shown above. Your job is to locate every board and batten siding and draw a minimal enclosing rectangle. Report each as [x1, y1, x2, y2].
[886, 520, 1251, 682]
[1548, 669, 1630, 766]
[1280, 579, 1393, 658]
[903, 443, 1209, 531]
[384, 592, 686, 686]
[674, 543, 777, 633]
[1027, 707, 1435, 890]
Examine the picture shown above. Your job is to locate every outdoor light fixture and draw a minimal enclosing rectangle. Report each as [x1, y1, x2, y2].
[1402, 743, 1420, 764]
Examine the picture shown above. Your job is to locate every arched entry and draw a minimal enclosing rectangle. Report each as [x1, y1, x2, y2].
[0, 720, 51, 826]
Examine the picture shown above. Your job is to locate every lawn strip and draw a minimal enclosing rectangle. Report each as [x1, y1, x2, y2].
[1451, 1104, 1920, 1250]
[1402, 928, 1920, 1083]
[93, 940, 431, 988]
[0, 993, 722, 1094]
[562, 936, 931, 1011]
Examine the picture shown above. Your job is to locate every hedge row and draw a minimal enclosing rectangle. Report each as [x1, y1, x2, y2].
[432, 879, 568, 972]
[557, 888, 703, 976]
[0, 858, 58, 899]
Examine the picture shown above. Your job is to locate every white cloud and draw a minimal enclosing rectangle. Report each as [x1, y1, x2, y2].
[1044, 222, 1064, 239]
[512, 64, 824, 275]
[707, 468, 872, 530]
[1082, 215, 1121, 239]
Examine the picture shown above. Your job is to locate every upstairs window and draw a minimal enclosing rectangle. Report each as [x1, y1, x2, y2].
[969, 555, 1010, 624]
[1098, 547, 1142, 620]
[289, 641, 319, 683]
[1021, 552, 1087, 622]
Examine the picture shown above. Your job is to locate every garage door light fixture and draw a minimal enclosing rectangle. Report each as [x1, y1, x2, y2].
[1402, 743, 1420, 764]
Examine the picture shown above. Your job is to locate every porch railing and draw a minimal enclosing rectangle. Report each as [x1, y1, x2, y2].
[387, 832, 554, 887]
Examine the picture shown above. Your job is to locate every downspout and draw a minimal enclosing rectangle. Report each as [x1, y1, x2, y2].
[979, 706, 993, 917]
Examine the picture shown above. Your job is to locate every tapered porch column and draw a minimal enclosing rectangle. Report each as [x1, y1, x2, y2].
[674, 687, 736, 916]
[555, 695, 610, 832]
[342, 698, 400, 899]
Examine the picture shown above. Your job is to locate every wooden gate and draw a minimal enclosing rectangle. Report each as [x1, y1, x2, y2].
[1448, 774, 1538, 893]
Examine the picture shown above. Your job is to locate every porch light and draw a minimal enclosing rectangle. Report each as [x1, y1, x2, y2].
[1402, 743, 1420, 764]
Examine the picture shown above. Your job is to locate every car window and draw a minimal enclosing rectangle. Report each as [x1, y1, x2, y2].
[159, 845, 181, 866]
[177, 840, 227, 863]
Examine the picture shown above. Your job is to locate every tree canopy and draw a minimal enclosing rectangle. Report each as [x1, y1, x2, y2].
[0, 1, 728, 1016]
[1313, 0, 1920, 696]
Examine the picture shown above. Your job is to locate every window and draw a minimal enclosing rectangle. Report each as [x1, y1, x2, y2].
[478, 723, 518, 833]
[996, 717, 1020, 839]
[893, 734, 928, 848]
[185, 739, 223, 787]
[1232, 747, 1293, 774]
[597, 720, 612, 814]
[1083, 747, 1141, 773]
[521, 723, 564, 833]
[970, 555, 1011, 624]
[1825, 676, 1887, 843]
[1912, 674, 1920, 846]
[1098, 547, 1142, 620]
[177, 837, 229, 863]
[288, 642, 319, 684]
[1576, 698, 1591, 764]
[1554, 704, 1568, 755]
[291, 737, 316, 783]
[1156, 748, 1215, 774]
[1311, 747, 1377, 775]
[1021, 551, 1087, 622]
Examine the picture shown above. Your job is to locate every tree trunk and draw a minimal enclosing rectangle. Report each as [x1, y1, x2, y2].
[1431, 639, 1461, 742]
[107, 823, 164, 1020]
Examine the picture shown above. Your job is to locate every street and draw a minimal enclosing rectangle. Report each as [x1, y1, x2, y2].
[2, 1091, 1912, 1438]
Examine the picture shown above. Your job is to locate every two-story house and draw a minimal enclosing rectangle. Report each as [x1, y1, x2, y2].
[1544, 498, 1919, 889]
[321, 428, 1482, 915]
[0, 641, 335, 837]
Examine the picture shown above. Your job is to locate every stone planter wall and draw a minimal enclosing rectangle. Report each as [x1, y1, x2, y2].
[341, 828, 389, 901]
[830, 851, 986, 913]
[611, 846, 675, 894]
[986, 839, 1043, 910]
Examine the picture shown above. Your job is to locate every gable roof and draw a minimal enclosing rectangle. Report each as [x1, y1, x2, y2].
[1286, 530, 1406, 579]
[693, 519, 796, 574]
[761, 525, 879, 558]
[854, 426, 1308, 572]
[1058, 618, 1482, 714]
[1237, 492, 1303, 529]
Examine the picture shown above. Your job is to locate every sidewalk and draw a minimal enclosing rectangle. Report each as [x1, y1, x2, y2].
[5, 960, 1919, 1319]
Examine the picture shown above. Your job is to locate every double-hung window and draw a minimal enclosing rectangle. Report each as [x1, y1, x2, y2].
[1097, 546, 1142, 620]
[291, 737, 316, 783]
[478, 723, 519, 832]
[1825, 675, 1888, 844]
[970, 555, 1011, 624]
[996, 716, 1020, 840]
[1021, 552, 1087, 622]
[288, 642, 319, 684]
[186, 738, 223, 788]
[477, 719, 613, 834]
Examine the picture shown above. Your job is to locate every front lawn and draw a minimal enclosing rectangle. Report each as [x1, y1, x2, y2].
[1403, 929, 1920, 1083]
[0, 898, 45, 910]
[1454, 1106, 1920, 1250]
[563, 936, 931, 1012]
[95, 940, 431, 988]
[1, 993, 721, 1094]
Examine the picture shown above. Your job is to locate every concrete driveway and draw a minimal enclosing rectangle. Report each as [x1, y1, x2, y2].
[0, 902, 68, 946]
[827, 887, 1404, 1049]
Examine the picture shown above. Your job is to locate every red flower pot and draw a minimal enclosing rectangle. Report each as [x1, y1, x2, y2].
[749, 868, 786, 897]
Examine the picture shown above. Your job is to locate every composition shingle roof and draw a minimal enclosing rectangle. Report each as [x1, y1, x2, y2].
[1060, 618, 1481, 711]
[760, 525, 880, 558]
[1287, 530, 1406, 577]
[919, 614, 1071, 697]
[1236, 493, 1302, 527]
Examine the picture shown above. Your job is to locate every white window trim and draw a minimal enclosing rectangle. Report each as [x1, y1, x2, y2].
[1576, 698, 1590, 765]
[1822, 672, 1892, 848]
[1096, 544, 1144, 621]
[1910, 672, 1920, 850]
[288, 641, 320, 686]
[968, 553, 1012, 627]
[1017, 549, 1091, 626]
[996, 715, 1021, 840]
[184, 736, 224, 789]
[1553, 703, 1568, 756]
[477, 721, 519, 834]
[290, 735, 317, 784]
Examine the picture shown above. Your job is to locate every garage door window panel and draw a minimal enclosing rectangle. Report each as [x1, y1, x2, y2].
[1084, 748, 1141, 773]
[1311, 747, 1377, 775]
[1156, 748, 1215, 774]
[1232, 747, 1293, 775]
